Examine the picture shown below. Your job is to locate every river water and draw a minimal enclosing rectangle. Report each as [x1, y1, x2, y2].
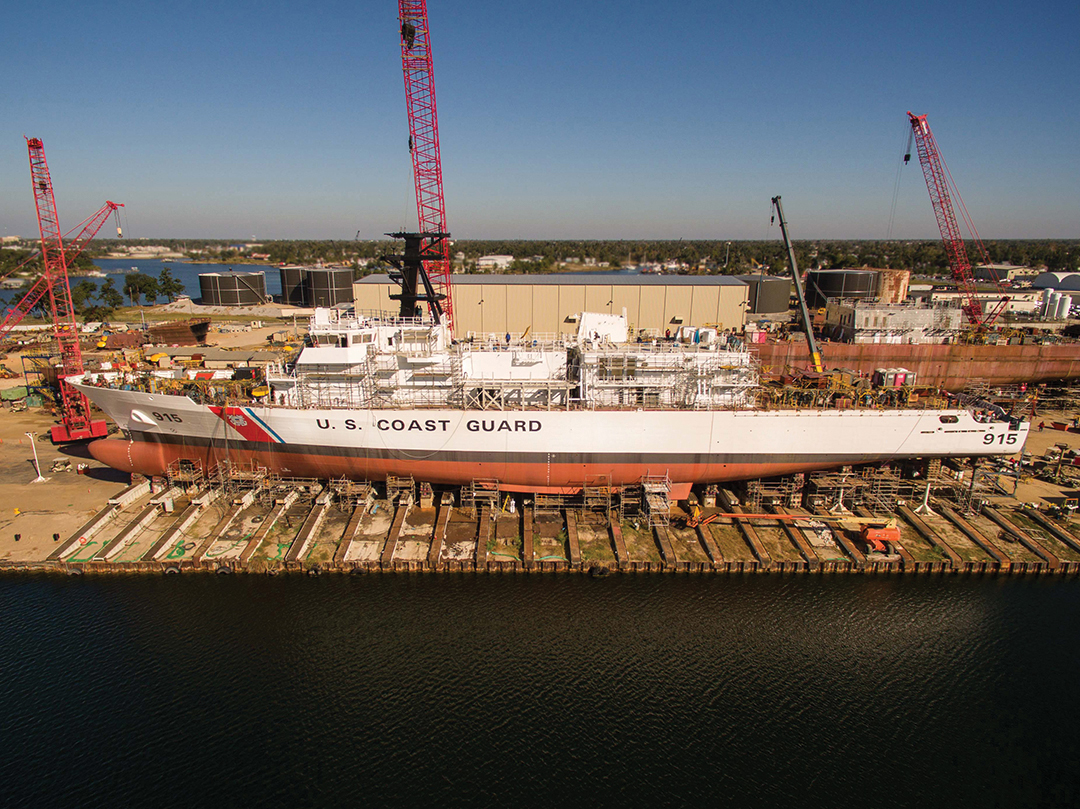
[0, 259, 278, 309]
[2, 573, 1078, 807]
[90, 258, 283, 301]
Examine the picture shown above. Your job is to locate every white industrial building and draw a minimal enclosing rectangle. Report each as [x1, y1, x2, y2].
[974, 264, 1038, 282]
[476, 255, 515, 271]
[1033, 272, 1080, 291]
[928, 289, 1041, 315]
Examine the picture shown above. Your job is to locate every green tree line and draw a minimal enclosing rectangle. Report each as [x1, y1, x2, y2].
[86, 238, 1079, 277]
[6, 267, 185, 322]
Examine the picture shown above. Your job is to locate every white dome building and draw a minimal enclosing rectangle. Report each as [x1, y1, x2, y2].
[1033, 271, 1080, 291]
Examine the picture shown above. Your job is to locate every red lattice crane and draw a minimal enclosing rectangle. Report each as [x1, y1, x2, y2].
[906, 112, 1007, 326]
[398, 0, 453, 327]
[13, 138, 113, 441]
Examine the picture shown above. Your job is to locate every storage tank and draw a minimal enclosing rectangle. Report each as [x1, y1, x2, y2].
[736, 275, 790, 314]
[805, 270, 879, 309]
[280, 267, 309, 306]
[1042, 288, 1056, 318]
[1056, 294, 1072, 320]
[1047, 292, 1061, 320]
[198, 271, 268, 306]
[306, 268, 355, 307]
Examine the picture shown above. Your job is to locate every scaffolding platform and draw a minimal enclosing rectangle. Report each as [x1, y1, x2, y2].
[386, 475, 415, 506]
[461, 478, 500, 514]
[642, 474, 672, 528]
[743, 473, 804, 510]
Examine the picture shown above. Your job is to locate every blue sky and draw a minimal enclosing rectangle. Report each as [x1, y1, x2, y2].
[0, 0, 1076, 240]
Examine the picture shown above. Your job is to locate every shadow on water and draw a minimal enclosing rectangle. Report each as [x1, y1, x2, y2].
[1, 574, 1078, 808]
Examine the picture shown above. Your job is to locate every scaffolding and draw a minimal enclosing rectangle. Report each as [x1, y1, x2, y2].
[165, 458, 207, 490]
[932, 459, 1008, 514]
[460, 478, 500, 514]
[642, 474, 672, 528]
[256, 473, 321, 506]
[329, 477, 376, 510]
[386, 475, 415, 505]
[579, 347, 758, 410]
[804, 470, 863, 511]
[743, 473, 804, 510]
[533, 491, 574, 518]
[618, 484, 642, 522]
[210, 459, 270, 498]
[582, 475, 612, 514]
[856, 464, 912, 513]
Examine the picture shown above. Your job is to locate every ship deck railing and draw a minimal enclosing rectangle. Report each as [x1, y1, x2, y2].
[96, 370, 1019, 421]
[460, 332, 572, 354]
[312, 310, 432, 330]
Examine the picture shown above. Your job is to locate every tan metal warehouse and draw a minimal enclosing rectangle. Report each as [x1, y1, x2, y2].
[352, 274, 750, 338]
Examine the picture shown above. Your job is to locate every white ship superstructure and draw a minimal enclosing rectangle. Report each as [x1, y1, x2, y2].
[274, 309, 756, 412]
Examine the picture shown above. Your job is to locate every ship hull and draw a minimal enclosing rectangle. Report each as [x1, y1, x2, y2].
[74, 381, 1028, 494]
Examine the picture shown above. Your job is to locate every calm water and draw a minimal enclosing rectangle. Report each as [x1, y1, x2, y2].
[2, 574, 1079, 808]
[0, 259, 278, 309]
[92, 258, 284, 301]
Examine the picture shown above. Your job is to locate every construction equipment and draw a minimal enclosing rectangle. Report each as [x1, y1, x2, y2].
[397, 0, 453, 328]
[771, 196, 824, 373]
[837, 517, 902, 553]
[683, 504, 719, 528]
[905, 112, 1008, 327]
[7, 138, 114, 441]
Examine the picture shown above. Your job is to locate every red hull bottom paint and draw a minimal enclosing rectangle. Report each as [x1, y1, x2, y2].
[88, 437, 860, 500]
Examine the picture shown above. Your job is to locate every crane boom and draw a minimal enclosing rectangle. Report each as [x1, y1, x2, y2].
[398, 0, 453, 327]
[906, 112, 1006, 326]
[771, 196, 823, 373]
[0, 200, 124, 341]
[63, 200, 124, 265]
[23, 137, 108, 442]
[0, 201, 121, 287]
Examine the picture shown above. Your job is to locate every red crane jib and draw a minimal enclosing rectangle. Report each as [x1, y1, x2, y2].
[398, 0, 453, 327]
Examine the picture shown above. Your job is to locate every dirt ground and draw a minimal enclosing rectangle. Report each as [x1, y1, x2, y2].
[990, 407, 1080, 507]
[0, 409, 129, 561]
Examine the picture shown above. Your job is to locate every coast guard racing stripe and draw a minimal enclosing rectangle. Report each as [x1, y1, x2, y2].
[208, 406, 284, 444]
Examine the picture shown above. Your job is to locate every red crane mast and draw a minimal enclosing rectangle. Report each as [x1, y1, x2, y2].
[22, 137, 109, 442]
[906, 112, 1005, 326]
[398, 0, 453, 327]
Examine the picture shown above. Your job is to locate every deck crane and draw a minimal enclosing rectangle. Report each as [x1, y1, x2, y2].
[395, 0, 453, 328]
[9, 138, 115, 442]
[905, 112, 1007, 327]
